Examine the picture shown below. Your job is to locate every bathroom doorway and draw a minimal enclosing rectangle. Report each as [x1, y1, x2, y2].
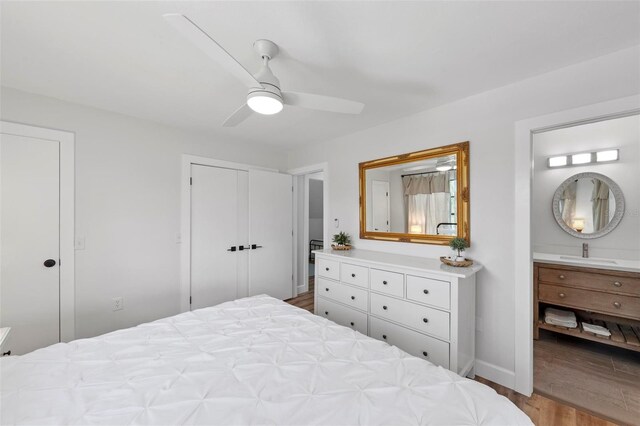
[530, 114, 640, 424]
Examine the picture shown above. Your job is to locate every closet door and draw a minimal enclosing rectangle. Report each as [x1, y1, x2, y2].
[190, 165, 248, 309]
[248, 170, 293, 300]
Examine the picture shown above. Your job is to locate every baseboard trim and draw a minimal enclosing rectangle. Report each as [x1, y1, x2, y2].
[475, 359, 516, 390]
[297, 284, 308, 294]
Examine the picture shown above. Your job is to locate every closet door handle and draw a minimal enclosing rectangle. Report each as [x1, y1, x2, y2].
[43, 259, 56, 268]
[227, 246, 237, 252]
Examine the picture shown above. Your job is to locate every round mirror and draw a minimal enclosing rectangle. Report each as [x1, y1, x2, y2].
[552, 172, 624, 239]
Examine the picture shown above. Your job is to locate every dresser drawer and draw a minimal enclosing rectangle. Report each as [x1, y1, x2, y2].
[317, 258, 339, 281]
[318, 278, 368, 311]
[370, 293, 450, 340]
[539, 283, 640, 320]
[370, 269, 404, 297]
[340, 263, 369, 288]
[406, 275, 450, 310]
[369, 317, 449, 368]
[317, 297, 368, 334]
[539, 267, 640, 296]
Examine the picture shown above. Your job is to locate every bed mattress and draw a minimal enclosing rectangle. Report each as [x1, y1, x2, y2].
[1, 295, 531, 425]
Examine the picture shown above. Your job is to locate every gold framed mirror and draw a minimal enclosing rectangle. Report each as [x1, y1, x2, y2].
[359, 142, 470, 246]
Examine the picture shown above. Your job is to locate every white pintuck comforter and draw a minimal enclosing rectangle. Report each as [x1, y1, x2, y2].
[1, 296, 531, 425]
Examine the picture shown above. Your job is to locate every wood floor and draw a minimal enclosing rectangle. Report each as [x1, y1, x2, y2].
[534, 329, 640, 426]
[284, 279, 618, 426]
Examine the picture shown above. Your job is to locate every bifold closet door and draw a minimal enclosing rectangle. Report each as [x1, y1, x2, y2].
[248, 170, 293, 300]
[190, 165, 248, 309]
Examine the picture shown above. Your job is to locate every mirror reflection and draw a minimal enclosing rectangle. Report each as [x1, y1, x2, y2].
[559, 176, 615, 234]
[365, 155, 457, 236]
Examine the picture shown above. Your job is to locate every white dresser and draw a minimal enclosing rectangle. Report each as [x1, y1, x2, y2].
[314, 249, 482, 377]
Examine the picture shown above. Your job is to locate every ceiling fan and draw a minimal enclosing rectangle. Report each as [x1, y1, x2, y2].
[163, 14, 365, 127]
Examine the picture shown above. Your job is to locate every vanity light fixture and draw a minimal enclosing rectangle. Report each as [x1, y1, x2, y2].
[547, 149, 619, 168]
[596, 149, 619, 163]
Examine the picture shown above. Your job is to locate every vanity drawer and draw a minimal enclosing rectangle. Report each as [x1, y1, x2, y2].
[317, 258, 339, 281]
[370, 316, 449, 368]
[318, 278, 368, 311]
[370, 268, 404, 297]
[539, 267, 640, 296]
[539, 284, 640, 320]
[370, 293, 450, 340]
[340, 263, 369, 288]
[406, 275, 450, 310]
[317, 297, 368, 334]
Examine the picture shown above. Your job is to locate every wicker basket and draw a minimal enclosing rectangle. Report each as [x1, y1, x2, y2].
[440, 256, 474, 267]
[331, 244, 352, 251]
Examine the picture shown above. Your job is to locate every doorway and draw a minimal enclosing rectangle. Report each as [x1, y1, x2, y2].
[0, 121, 74, 355]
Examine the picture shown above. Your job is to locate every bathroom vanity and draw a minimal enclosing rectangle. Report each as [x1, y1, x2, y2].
[534, 254, 640, 352]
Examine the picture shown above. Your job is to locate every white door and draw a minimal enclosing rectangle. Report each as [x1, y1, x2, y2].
[1, 134, 60, 355]
[248, 170, 293, 300]
[372, 180, 390, 232]
[190, 165, 249, 310]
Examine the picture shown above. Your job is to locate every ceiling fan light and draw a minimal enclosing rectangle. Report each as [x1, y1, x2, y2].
[247, 91, 283, 115]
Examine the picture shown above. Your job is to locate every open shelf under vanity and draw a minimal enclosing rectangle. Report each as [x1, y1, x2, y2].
[533, 261, 640, 353]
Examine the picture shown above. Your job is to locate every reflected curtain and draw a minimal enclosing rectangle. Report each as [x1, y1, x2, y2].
[402, 172, 451, 234]
[560, 181, 577, 224]
[591, 179, 610, 232]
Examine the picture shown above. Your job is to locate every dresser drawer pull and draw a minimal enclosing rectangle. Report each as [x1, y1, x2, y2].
[324, 311, 329, 315]
[559, 275, 565, 280]
[382, 305, 388, 310]
[558, 293, 566, 298]
[383, 280, 388, 285]
[613, 281, 622, 287]
[325, 288, 329, 291]
[613, 302, 622, 309]
[422, 351, 428, 357]
[423, 289, 429, 295]
[325, 267, 330, 271]
[351, 273, 356, 278]
[382, 334, 387, 340]
[350, 322, 354, 326]
[423, 318, 429, 323]
[351, 296, 355, 300]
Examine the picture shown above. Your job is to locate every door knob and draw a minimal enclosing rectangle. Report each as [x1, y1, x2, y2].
[43, 259, 56, 268]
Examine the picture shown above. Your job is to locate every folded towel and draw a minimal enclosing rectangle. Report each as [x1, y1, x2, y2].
[544, 307, 577, 328]
[582, 322, 611, 336]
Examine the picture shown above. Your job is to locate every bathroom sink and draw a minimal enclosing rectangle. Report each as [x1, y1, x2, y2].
[558, 255, 617, 265]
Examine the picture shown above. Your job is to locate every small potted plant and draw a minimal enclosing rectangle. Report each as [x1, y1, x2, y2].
[449, 237, 469, 262]
[331, 232, 352, 250]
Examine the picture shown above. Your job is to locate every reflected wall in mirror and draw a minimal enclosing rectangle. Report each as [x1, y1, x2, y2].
[552, 172, 625, 239]
[359, 142, 470, 246]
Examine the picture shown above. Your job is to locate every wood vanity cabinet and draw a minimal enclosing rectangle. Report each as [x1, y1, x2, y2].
[534, 262, 640, 351]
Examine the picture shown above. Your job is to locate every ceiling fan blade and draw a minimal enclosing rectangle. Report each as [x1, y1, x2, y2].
[163, 14, 262, 89]
[223, 103, 253, 127]
[282, 91, 364, 114]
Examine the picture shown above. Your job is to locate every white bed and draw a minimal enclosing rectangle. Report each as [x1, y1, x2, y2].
[1, 296, 531, 425]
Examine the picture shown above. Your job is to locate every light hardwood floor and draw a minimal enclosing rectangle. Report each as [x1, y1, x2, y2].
[284, 284, 617, 426]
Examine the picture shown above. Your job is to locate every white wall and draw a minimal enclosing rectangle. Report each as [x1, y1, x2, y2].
[1, 87, 286, 339]
[308, 179, 324, 241]
[287, 46, 640, 386]
[533, 114, 640, 260]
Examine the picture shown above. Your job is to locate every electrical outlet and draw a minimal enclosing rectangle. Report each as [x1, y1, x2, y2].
[112, 296, 124, 311]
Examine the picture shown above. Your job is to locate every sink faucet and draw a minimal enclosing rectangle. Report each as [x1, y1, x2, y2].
[582, 243, 589, 258]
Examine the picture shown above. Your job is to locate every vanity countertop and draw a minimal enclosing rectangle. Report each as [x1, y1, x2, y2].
[314, 248, 483, 279]
[534, 252, 640, 273]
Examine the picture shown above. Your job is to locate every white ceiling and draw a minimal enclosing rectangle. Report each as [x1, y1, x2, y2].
[2, 1, 639, 149]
